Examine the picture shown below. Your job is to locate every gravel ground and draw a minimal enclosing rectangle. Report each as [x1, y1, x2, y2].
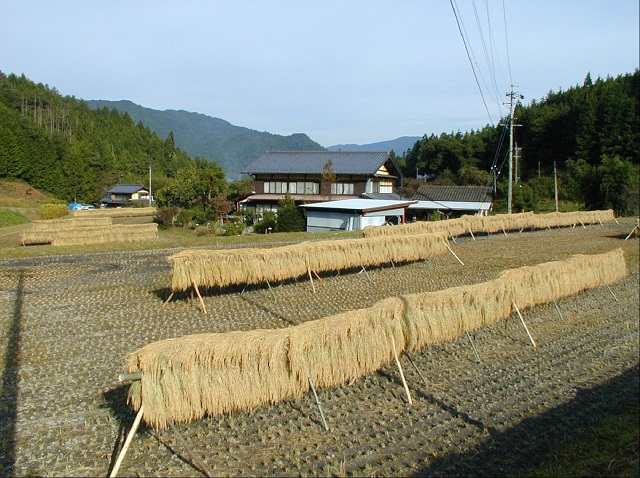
[0, 222, 638, 477]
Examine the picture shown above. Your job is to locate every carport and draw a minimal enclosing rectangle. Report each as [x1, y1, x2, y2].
[300, 199, 418, 232]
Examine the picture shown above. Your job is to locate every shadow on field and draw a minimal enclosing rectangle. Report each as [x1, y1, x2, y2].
[412, 364, 640, 477]
[0, 270, 25, 476]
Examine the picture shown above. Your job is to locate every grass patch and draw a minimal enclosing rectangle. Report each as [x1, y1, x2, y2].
[519, 403, 639, 477]
[0, 209, 31, 228]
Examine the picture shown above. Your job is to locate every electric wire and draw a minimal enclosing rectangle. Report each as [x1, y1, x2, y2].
[449, 0, 495, 126]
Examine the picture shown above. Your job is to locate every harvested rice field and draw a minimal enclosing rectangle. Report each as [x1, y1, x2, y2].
[0, 220, 638, 477]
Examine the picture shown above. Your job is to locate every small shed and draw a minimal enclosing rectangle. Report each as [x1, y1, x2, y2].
[300, 199, 418, 232]
[409, 185, 492, 220]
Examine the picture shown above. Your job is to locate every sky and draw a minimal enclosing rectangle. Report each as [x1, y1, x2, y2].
[2, 1, 638, 147]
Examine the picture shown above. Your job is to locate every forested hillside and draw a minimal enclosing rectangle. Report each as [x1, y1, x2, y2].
[87, 100, 325, 180]
[400, 71, 639, 214]
[0, 71, 212, 203]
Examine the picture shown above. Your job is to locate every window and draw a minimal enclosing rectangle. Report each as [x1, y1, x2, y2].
[379, 180, 393, 193]
[331, 183, 355, 195]
[264, 181, 318, 194]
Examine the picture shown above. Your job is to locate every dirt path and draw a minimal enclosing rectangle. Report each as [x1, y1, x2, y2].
[0, 222, 638, 476]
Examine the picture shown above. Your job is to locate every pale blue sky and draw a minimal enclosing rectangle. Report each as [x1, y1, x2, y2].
[2, 1, 638, 147]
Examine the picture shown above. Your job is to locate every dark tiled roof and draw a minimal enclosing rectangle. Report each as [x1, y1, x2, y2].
[107, 184, 148, 194]
[412, 185, 492, 203]
[362, 192, 407, 201]
[243, 193, 359, 202]
[242, 151, 397, 176]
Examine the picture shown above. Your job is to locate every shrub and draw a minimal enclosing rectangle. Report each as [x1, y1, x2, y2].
[254, 211, 277, 234]
[155, 206, 179, 229]
[41, 204, 69, 220]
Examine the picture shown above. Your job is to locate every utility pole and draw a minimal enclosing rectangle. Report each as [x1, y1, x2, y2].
[505, 86, 524, 214]
[514, 142, 522, 183]
[554, 161, 559, 212]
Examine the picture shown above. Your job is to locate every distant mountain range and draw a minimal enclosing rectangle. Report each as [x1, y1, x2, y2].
[327, 136, 420, 155]
[87, 100, 420, 180]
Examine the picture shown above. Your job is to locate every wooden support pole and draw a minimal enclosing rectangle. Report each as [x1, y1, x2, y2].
[404, 352, 429, 391]
[465, 331, 481, 362]
[423, 258, 433, 269]
[450, 235, 458, 245]
[468, 228, 475, 241]
[306, 368, 329, 431]
[192, 280, 207, 315]
[162, 292, 174, 307]
[168, 418, 213, 477]
[552, 298, 564, 321]
[308, 268, 316, 294]
[624, 224, 639, 241]
[502, 228, 508, 236]
[599, 277, 619, 303]
[443, 241, 464, 266]
[360, 264, 372, 282]
[391, 336, 412, 405]
[312, 270, 324, 284]
[265, 280, 277, 301]
[512, 302, 536, 347]
[109, 405, 144, 478]
[579, 220, 586, 229]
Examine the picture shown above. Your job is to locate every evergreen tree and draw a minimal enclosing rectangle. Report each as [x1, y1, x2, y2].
[276, 192, 304, 232]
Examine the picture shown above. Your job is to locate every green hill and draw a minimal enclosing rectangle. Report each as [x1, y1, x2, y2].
[87, 100, 325, 180]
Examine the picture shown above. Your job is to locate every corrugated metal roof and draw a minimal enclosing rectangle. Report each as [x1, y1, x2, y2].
[412, 185, 492, 203]
[301, 199, 417, 213]
[107, 184, 148, 194]
[242, 151, 394, 176]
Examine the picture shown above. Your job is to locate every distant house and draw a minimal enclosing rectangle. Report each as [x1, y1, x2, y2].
[241, 151, 403, 216]
[409, 185, 493, 220]
[301, 198, 418, 232]
[99, 184, 150, 207]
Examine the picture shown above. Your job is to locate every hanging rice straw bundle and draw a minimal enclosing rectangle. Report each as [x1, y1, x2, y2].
[364, 210, 616, 237]
[168, 232, 450, 292]
[126, 297, 406, 429]
[126, 248, 627, 428]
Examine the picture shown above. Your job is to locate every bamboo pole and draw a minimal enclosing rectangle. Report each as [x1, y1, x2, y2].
[308, 268, 316, 294]
[162, 292, 174, 307]
[265, 280, 276, 301]
[468, 228, 475, 241]
[360, 264, 372, 283]
[306, 368, 329, 431]
[512, 302, 536, 347]
[109, 405, 144, 478]
[391, 336, 412, 404]
[552, 298, 564, 321]
[192, 280, 207, 314]
[443, 241, 464, 266]
[465, 331, 481, 362]
[404, 352, 429, 391]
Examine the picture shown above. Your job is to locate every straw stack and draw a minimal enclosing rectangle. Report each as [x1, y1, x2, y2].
[126, 248, 627, 428]
[71, 207, 157, 218]
[20, 217, 158, 246]
[168, 232, 450, 292]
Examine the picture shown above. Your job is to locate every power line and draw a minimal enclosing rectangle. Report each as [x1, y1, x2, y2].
[449, 0, 495, 126]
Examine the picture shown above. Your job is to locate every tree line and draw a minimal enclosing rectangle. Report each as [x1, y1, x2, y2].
[1, 69, 638, 222]
[398, 70, 639, 215]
